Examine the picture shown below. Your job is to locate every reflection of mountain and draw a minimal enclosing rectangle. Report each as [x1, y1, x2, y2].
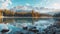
[3, 18, 33, 23]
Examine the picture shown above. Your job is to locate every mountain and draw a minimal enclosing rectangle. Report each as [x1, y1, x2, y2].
[10, 6, 33, 12]
[10, 6, 60, 16]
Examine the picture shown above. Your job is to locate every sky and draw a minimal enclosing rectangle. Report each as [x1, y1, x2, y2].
[0, 0, 42, 9]
[0, 0, 60, 9]
[44, 0, 60, 9]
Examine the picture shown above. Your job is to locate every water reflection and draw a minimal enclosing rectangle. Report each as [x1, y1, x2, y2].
[2, 18, 55, 29]
[0, 18, 55, 34]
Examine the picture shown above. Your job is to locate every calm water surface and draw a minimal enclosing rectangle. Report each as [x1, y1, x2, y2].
[0, 18, 56, 34]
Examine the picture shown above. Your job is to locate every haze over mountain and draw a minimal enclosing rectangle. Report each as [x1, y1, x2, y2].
[10, 6, 60, 16]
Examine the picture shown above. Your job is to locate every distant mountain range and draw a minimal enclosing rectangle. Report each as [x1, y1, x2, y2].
[10, 6, 60, 13]
[10, 6, 33, 12]
[10, 6, 60, 15]
[0, 6, 59, 18]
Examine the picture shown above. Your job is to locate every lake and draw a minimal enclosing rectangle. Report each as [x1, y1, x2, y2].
[0, 18, 57, 34]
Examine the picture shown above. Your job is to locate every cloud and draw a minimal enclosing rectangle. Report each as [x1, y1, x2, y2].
[0, 0, 12, 9]
[45, 3, 60, 9]
[26, 3, 30, 6]
[51, 3, 60, 9]
[53, 3, 60, 7]
[22, 6, 32, 10]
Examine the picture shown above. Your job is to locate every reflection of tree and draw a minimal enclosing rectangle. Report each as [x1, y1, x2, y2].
[0, 18, 3, 23]
[3, 18, 40, 24]
[3, 18, 14, 23]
